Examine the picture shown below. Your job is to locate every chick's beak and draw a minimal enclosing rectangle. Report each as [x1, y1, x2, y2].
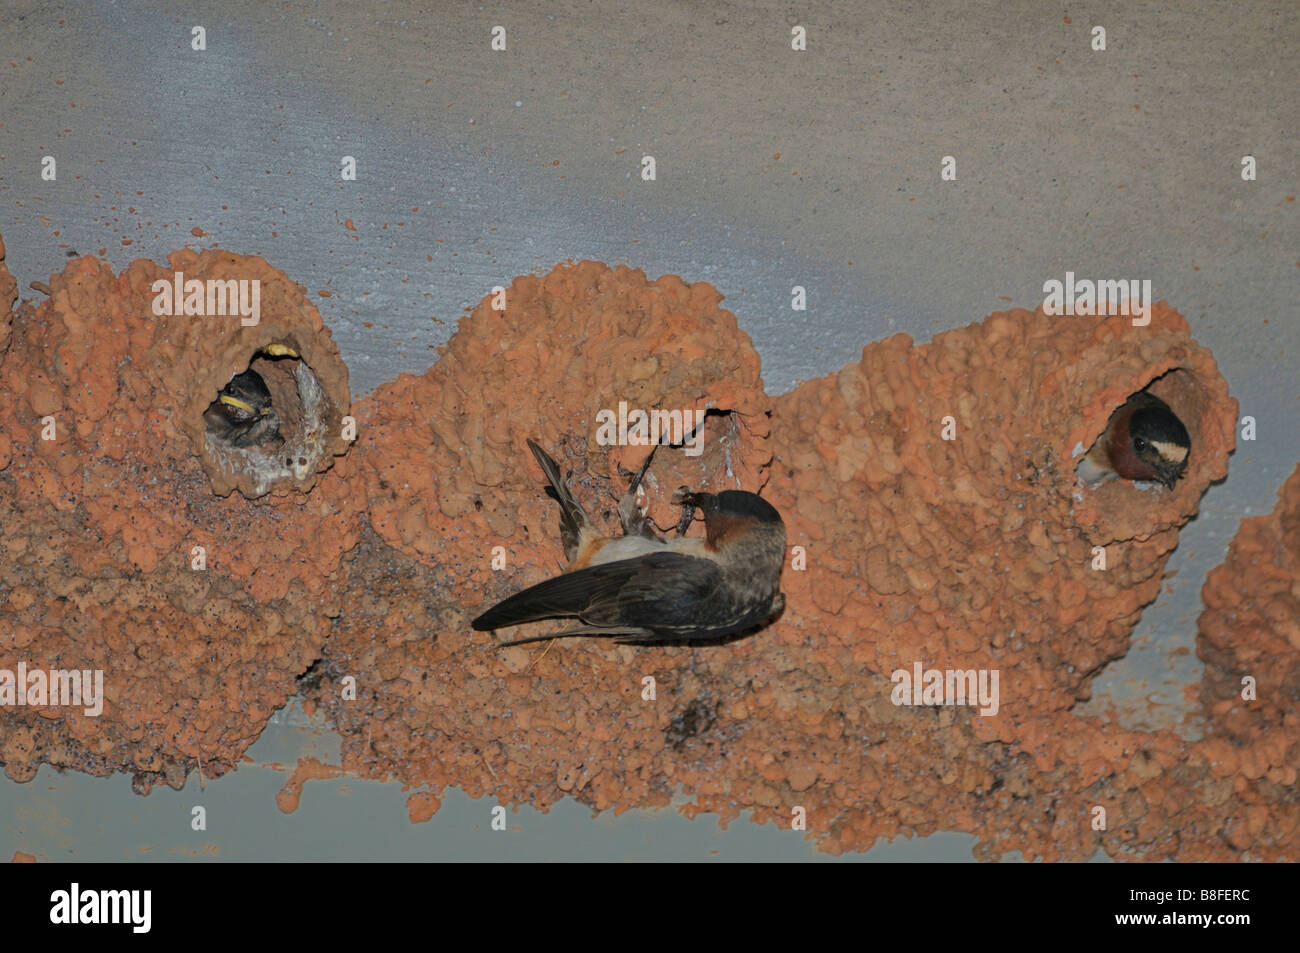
[219, 394, 258, 415]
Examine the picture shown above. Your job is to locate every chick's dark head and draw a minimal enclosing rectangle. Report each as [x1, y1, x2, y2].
[1129, 402, 1191, 489]
[217, 369, 274, 422]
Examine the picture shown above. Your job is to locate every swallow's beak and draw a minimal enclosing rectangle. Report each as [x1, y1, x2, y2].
[1160, 472, 1178, 490]
[673, 490, 717, 515]
[219, 394, 257, 415]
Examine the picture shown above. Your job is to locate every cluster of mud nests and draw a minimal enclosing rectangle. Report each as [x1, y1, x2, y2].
[1, 234, 1295, 860]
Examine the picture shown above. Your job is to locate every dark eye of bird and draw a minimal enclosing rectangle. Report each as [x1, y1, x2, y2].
[1134, 437, 1147, 451]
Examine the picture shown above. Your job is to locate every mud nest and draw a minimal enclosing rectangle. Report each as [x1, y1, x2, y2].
[308, 266, 1292, 860]
[0, 245, 361, 791]
[2, 239, 1295, 860]
[1198, 464, 1300, 769]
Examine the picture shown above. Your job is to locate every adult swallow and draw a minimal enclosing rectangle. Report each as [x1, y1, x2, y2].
[472, 439, 786, 645]
[1076, 389, 1190, 489]
[203, 369, 284, 449]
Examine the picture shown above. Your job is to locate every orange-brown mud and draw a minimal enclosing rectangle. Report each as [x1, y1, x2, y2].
[0, 244, 359, 792]
[1, 239, 1294, 859]
[274, 756, 345, 814]
[1198, 465, 1300, 777]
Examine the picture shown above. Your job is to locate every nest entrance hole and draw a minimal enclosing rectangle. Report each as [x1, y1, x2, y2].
[201, 342, 332, 496]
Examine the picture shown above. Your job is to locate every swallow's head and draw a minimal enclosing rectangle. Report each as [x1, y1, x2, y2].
[674, 488, 780, 519]
[676, 489, 785, 555]
[714, 490, 783, 525]
[215, 370, 274, 423]
[1128, 403, 1190, 489]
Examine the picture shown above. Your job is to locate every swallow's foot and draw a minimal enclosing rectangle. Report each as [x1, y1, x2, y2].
[616, 447, 663, 539]
[672, 486, 697, 535]
[672, 486, 704, 507]
[616, 481, 648, 536]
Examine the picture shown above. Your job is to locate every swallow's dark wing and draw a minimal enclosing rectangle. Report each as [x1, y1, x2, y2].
[471, 551, 722, 635]
[583, 552, 724, 633]
[472, 558, 637, 630]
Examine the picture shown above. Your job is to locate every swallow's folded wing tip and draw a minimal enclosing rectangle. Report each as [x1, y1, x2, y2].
[471, 551, 713, 635]
[499, 624, 657, 647]
[469, 560, 637, 632]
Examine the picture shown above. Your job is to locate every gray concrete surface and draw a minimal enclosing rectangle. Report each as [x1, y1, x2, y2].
[0, 0, 1295, 860]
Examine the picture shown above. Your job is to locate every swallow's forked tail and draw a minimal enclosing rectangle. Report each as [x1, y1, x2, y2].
[526, 439, 592, 564]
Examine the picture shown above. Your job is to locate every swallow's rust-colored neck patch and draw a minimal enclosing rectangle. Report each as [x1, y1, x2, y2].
[705, 512, 757, 551]
[1107, 407, 1159, 481]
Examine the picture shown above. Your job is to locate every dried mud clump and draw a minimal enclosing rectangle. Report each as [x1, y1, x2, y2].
[1199, 464, 1300, 748]
[316, 261, 774, 812]
[356, 259, 772, 599]
[768, 303, 1236, 715]
[0, 244, 360, 791]
[322, 290, 1298, 862]
[3, 235, 1290, 860]
[763, 303, 1296, 860]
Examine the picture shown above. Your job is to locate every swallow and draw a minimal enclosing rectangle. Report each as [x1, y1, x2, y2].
[203, 369, 284, 449]
[1076, 389, 1190, 489]
[472, 439, 786, 645]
